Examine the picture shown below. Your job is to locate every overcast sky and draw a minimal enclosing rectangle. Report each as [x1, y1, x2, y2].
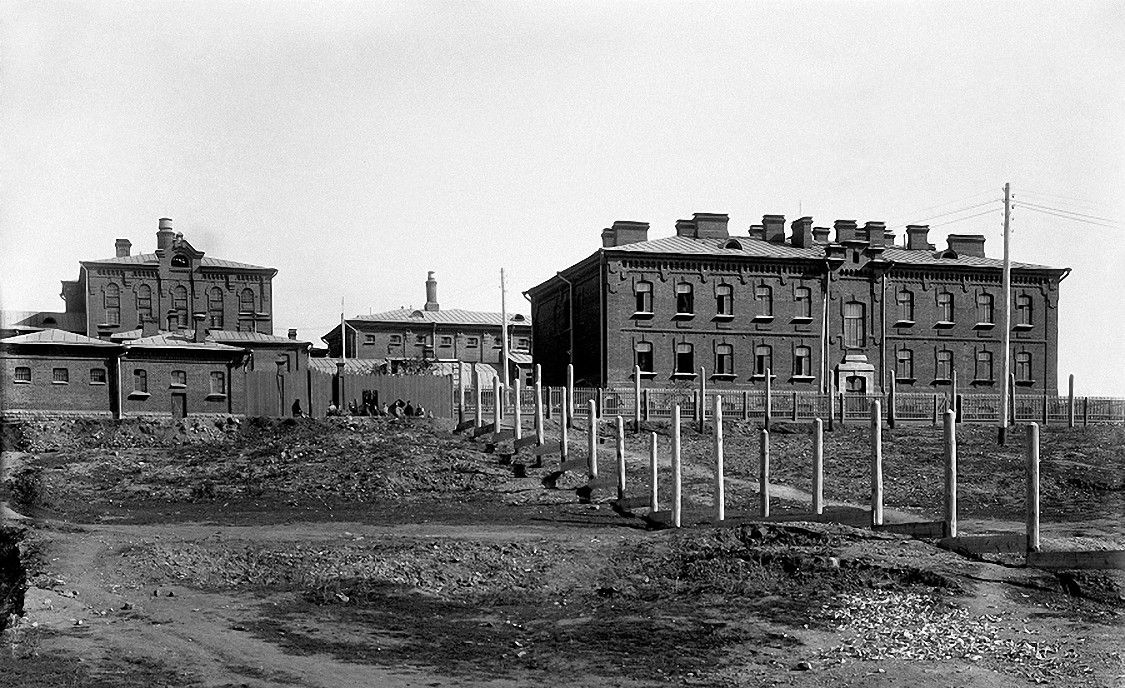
[2, 1, 1122, 393]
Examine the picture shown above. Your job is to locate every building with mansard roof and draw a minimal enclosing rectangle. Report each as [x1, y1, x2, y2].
[525, 213, 1069, 394]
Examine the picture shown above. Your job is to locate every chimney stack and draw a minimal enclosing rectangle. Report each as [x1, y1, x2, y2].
[748, 224, 765, 240]
[115, 239, 132, 258]
[946, 234, 986, 258]
[692, 213, 730, 240]
[192, 313, 207, 343]
[424, 271, 439, 312]
[905, 224, 934, 250]
[156, 218, 175, 251]
[864, 221, 887, 249]
[141, 316, 158, 338]
[288, 328, 297, 340]
[834, 220, 859, 244]
[601, 220, 650, 247]
[790, 217, 814, 248]
[762, 215, 786, 243]
[883, 229, 897, 247]
[812, 227, 831, 244]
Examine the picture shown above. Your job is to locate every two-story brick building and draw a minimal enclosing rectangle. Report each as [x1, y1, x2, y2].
[526, 213, 1068, 394]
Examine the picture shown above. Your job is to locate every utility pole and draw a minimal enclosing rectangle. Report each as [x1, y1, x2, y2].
[501, 268, 510, 390]
[999, 182, 1011, 446]
[340, 296, 346, 362]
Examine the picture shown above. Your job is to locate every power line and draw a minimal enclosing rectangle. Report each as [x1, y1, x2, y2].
[1014, 201, 1116, 225]
[1017, 204, 1120, 229]
[906, 199, 1002, 226]
[929, 208, 1002, 228]
[1020, 189, 1114, 212]
[884, 189, 997, 225]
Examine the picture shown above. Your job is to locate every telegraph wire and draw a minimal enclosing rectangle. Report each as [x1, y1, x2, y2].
[929, 208, 1002, 228]
[1016, 204, 1120, 229]
[906, 199, 1002, 226]
[1014, 200, 1115, 225]
[884, 189, 997, 226]
[1019, 189, 1114, 212]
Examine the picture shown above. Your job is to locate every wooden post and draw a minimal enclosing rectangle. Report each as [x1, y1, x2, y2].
[615, 415, 626, 500]
[1008, 372, 1017, 424]
[1068, 374, 1075, 428]
[839, 391, 847, 427]
[887, 372, 897, 429]
[649, 432, 658, 511]
[596, 387, 604, 418]
[791, 391, 798, 422]
[760, 428, 770, 518]
[813, 418, 823, 515]
[1041, 391, 1048, 426]
[512, 378, 523, 440]
[1026, 422, 1040, 553]
[566, 364, 574, 424]
[713, 394, 724, 523]
[698, 366, 707, 432]
[1083, 397, 1089, 427]
[560, 387, 568, 461]
[932, 393, 940, 426]
[634, 366, 642, 433]
[534, 380, 545, 446]
[742, 389, 750, 421]
[955, 393, 963, 424]
[474, 369, 483, 428]
[642, 389, 650, 421]
[870, 399, 883, 527]
[545, 386, 552, 420]
[588, 399, 598, 478]
[950, 371, 958, 413]
[672, 405, 682, 528]
[944, 409, 957, 538]
[492, 377, 502, 431]
[765, 367, 772, 431]
[458, 364, 466, 423]
[827, 387, 834, 432]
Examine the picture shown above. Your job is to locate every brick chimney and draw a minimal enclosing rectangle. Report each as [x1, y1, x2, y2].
[762, 215, 786, 243]
[905, 224, 934, 250]
[115, 239, 131, 257]
[834, 220, 859, 244]
[883, 230, 897, 247]
[692, 213, 729, 240]
[864, 221, 887, 249]
[946, 234, 986, 258]
[812, 227, 831, 244]
[156, 218, 175, 251]
[748, 224, 765, 240]
[141, 316, 158, 338]
[675, 218, 696, 237]
[601, 220, 650, 247]
[790, 217, 814, 248]
[424, 271, 439, 312]
[288, 328, 298, 340]
[192, 313, 207, 343]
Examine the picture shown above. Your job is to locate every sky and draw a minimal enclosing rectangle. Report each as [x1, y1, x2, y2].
[2, 1, 1123, 394]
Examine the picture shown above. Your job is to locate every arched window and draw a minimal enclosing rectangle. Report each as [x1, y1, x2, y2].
[754, 345, 772, 376]
[795, 287, 812, 318]
[674, 343, 694, 375]
[843, 301, 865, 348]
[634, 281, 653, 313]
[715, 343, 733, 375]
[755, 285, 773, 317]
[715, 284, 733, 316]
[135, 285, 152, 323]
[172, 286, 188, 329]
[897, 289, 914, 322]
[793, 346, 811, 377]
[675, 283, 694, 315]
[208, 287, 224, 328]
[171, 254, 189, 268]
[104, 283, 120, 326]
[239, 288, 255, 313]
[976, 293, 994, 325]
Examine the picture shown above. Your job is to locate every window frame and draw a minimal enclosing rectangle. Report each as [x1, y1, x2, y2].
[793, 286, 813, 323]
[634, 341, 654, 377]
[974, 350, 994, 383]
[674, 282, 694, 317]
[935, 349, 953, 382]
[753, 284, 774, 321]
[136, 284, 154, 323]
[673, 342, 695, 377]
[89, 367, 107, 385]
[207, 287, 224, 328]
[52, 367, 69, 384]
[1015, 351, 1033, 384]
[132, 369, 149, 396]
[936, 291, 954, 327]
[170, 370, 187, 388]
[713, 343, 734, 377]
[895, 348, 915, 382]
[975, 293, 995, 329]
[465, 336, 479, 349]
[753, 344, 773, 378]
[104, 283, 121, 326]
[793, 345, 812, 379]
[715, 284, 734, 319]
[896, 289, 915, 325]
[209, 371, 227, 397]
[1014, 295, 1034, 330]
[843, 301, 866, 348]
[634, 281, 654, 316]
[13, 366, 31, 383]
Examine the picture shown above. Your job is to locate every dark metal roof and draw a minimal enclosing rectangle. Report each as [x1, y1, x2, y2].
[349, 308, 531, 327]
[83, 253, 273, 271]
[0, 328, 115, 346]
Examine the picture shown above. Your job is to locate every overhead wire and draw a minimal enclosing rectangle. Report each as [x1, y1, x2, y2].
[929, 208, 1002, 228]
[884, 189, 998, 226]
[905, 198, 1002, 225]
[1016, 204, 1120, 229]
[1014, 201, 1115, 225]
[1019, 189, 1114, 212]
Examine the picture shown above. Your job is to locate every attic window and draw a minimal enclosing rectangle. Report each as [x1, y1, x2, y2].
[939, 250, 958, 260]
[171, 254, 189, 268]
[722, 239, 743, 250]
[43, 317, 57, 325]
[512, 314, 526, 322]
[410, 310, 424, 318]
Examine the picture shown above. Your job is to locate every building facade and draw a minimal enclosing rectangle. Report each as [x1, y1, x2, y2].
[526, 214, 1068, 394]
[322, 273, 533, 381]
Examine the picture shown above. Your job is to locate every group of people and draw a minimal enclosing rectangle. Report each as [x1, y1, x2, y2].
[317, 398, 429, 419]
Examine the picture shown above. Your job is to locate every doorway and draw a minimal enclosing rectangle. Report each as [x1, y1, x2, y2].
[170, 393, 187, 419]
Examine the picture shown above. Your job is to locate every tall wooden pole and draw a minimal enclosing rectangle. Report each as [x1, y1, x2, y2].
[944, 409, 958, 537]
[513, 378, 522, 441]
[812, 418, 824, 515]
[672, 405, 682, 528]
[615, 416, 626, 501]
[870, 399, 883, 527]
[713, 394, 724, 523]
[633, 366, 642, 433]
[534, 379, 544, 445]
[1026, 422, 1041, 553]
[587, 399, 598, 478]
[560, 386, 568, 460]
[999, 182, 1012, 445]
[760, 428, 770, 517]
[649, 432, 658, 511]
[500, 268, 510, 390]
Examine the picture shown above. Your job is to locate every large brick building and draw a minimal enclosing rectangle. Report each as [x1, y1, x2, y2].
[322, 273, 533, 382]
[59, 218, 277, 339]
[526, 213, 1068, 394]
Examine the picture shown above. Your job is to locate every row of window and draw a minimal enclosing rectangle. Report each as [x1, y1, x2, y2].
[632, 281, 1037, 328]
[634, 342, 813, 379]
[12, 366, 226, 394]
[102, 284, 260, 329]
[895, 349, 1035, 383]
[363, 334, 531, 349]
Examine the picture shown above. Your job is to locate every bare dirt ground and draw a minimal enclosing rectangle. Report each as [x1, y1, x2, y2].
[1, 416, 1123, 687]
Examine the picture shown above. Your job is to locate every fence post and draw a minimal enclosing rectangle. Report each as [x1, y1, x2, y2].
[1026, 422, 1040, 553]
[950, 371, 958, 414]
[944, 409, 957, 538]
[827, 388, 834, 432]
[615, 415, 626, 501]
[1068, 374, 1075, 429]
[765, 368, 772, 431]
[714, 394, 724, 523]
[698, 366, 707, 432]
[871, 400, 883, 527]
[588, 399, 598, 478]
[596, 388, 604, 419]
[955, 393, 963, 424]
[1041, 392, 1048, 426]
[643, 389, 650, 421]
[760, 428, 770, 518]
[839, 391, 847, 427]
[813, 418, 824, 515]
[492, 377, 501, 431]
[535, 380, 544, 446]
[474, 369, 483, 428]
[672, 405, 682, 528]
[634, 366, 642, 433]
[513, 378, 522, 441]
[560, 387, 569, 461]
[545, 386, 552, 420]
[742, 390, 750, 421]
[649, 432, 658, 511]
[566, 364, 574, 425]
[887, 372, 897, 429]
[1083, 397, 1089, 427]
[458, 365, 466, 423]
[791, 391, 798, 422]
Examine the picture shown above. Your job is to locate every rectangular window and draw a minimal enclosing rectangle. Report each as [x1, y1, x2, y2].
[755, 285, 773, 317]
[364, 334, 376, 345]
[635, 281, 653, 314]
[133, 369, 148, 393]
[90, 368, 107, 385]
[975, 350, 993, 382]
[715, 285, 733, 316]
[493, 336, 503, 349]
[715, 344, 733, 375]
[439, 336, 453, 347]
[795, 287, 812, 319]
[389, 334, 403, 345]
[52, 367, 69, 384]
[415, 334, 428, 346]
[897, 290, 914, 322]
[1015, 352, 1032, 381]
[976, 293, 994, 324]
[675, 283, 694, 315]
[674, 343, 694, 375]
[754, 345, 772, 376]
[170, 370, 187, 387]
[936, 350, 953, 381]
[466, 337, 479, 348]
[794, 346, 811, 377]
[210, 371, 226, 395]
[896, 349, 914, 381]
[843, 302, 865, 348]
[635, 341, 653, 374]
[1016, 295, 1033, 326]
[937, 292, 954, 322]
[515, 337, 529, 350]
[14, 366, 31, 383]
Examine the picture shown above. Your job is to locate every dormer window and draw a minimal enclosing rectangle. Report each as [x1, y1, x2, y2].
[171, 254, 189, 268]
[722, 239, 743, 250]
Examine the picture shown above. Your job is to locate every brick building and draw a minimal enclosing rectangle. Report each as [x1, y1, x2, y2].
[525, 214, 1068, 394]
[58, 218, 277, 339]
[322, 273, 533, 382]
